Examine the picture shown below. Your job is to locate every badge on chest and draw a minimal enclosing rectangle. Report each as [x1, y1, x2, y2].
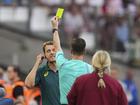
[44, 71, 49, 77]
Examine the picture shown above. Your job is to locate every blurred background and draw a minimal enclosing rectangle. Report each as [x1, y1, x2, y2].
[0, 0, 140, 105]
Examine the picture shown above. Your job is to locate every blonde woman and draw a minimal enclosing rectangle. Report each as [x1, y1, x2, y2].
[67, 50, 128, 105]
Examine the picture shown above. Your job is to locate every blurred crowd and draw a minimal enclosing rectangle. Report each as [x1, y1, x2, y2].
[37, 0, 140, 53]
[0, 0, 140, 61]
[110, 68, 139, 105]
[0, 64, 41, 105]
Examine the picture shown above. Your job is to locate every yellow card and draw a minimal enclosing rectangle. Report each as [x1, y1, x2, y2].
[56, 8, 64, 19]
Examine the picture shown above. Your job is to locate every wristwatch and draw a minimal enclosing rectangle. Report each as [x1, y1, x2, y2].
[52, 28, 58, 33]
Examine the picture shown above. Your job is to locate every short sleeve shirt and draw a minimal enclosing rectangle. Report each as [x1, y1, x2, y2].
[56, 51, 93, 104]
[35, 64, 61, 105]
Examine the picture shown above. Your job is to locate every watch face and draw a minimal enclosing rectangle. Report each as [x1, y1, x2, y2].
[53, 29, 58, 33]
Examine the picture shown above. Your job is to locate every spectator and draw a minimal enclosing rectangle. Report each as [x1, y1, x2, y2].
[110, 68, 130, 100]
[0, 87, 14, 105]
[7, 65, 22, 84]
[27, 87, 40, 105]
[0, 66, 6, 83]
[0, 87, 6, 98]
[115, 16, 129, 52]
[64, 3, 84, 44]
[107, 0, 124, 15]
[123, 70, 139, 105]
[99, 15, 116, 51]
[0, 64, 8, 83]
[12, 86, 24, 99]
[7, 65, 29, 103]
[12, 86, 26, 105]
[0, 65, 12, 98]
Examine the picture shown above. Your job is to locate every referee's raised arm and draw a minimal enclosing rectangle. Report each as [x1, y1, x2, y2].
[51, 16, 62, 52]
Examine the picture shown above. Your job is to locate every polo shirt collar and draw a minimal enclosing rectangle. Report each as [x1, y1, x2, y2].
[46, 62, 58, 73]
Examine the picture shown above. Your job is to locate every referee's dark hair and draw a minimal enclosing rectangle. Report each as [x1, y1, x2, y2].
[71, 38, 86, 55]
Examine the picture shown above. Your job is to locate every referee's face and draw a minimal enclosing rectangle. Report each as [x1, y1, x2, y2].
[44, 45, 56, 62]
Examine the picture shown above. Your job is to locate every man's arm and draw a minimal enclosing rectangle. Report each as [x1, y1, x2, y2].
[51, 16, 62, 51]
[25, 54, 43, 88]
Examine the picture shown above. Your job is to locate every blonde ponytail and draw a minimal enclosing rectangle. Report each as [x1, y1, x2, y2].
[97, 69, 106, 88]
[92, 50, 111, 89]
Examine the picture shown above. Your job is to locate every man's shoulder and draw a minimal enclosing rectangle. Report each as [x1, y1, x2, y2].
[84, 62, 92, 67]
[83, 62, 94, 72]
[83, 61, 92, 67]
[0, 98, 14, 105]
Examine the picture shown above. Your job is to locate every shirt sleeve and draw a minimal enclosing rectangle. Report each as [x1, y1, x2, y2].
[67, 78, 78, 105]
[35, 67, 42, 86]
[55, 51, 68, 70]
[118, 84, 128, 105]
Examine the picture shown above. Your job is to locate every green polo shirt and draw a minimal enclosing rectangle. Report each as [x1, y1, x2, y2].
[56, 51, 93, 104]
[35, 64, 61, 105]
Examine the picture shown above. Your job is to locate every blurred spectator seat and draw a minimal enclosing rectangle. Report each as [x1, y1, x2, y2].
[134, 40, 140, 61]
[64, 11, 84, 34]
[136, 0, 140, 4]
[30, 7, 51, 32]
[128, 4, 137, 17]
[0, 7, 28, 22]
[39, 0, 61, 6]
[88, 0, 104, 7]
[0, 7, 14, 22]
[107, 0, 124, 15]
[80, 32, 95, 51]
[116, 20, 129, 51]
[14, 7, 28, 22]
[75, 0, 85, 5]
[63, 0, 72, 5]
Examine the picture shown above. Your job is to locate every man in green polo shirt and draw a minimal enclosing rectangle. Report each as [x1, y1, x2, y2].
[25, 41, 61, 105]
[51, 16, 93, 105]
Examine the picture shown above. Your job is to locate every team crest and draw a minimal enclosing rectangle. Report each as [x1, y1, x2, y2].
[44, 71, 49, 77]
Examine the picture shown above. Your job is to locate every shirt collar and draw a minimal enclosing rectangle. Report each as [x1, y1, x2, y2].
[46, 62, 58, 73]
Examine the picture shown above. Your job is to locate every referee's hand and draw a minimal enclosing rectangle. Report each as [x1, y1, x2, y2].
[51, 16, 59, 29]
